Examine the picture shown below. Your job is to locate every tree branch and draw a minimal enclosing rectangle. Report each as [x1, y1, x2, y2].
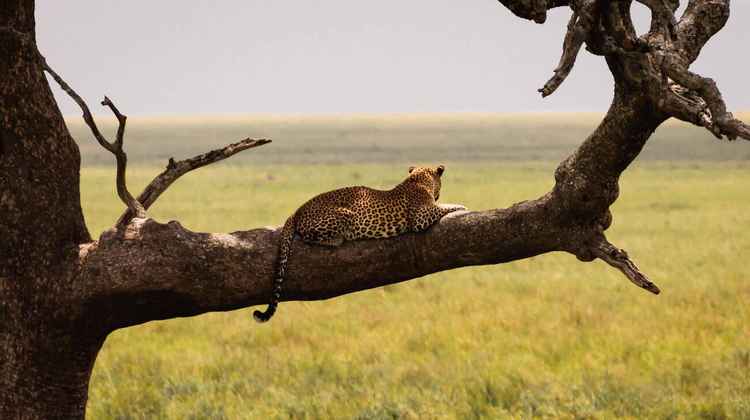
[661, 79, 722, 139]
[77, 206, 557, 330]
[662, 61, 750, 141]
[591, 238, 661, 294]
[115, 138, 272, 229]
[602, 1, 641, 51]
[539, 1, 597, 97]
[40, 59, 113, 152]
[43, 59, 274, 230]
[676, 0, 731, 64]
[101, 96, 126, 146]
[636, 0, 678, 38]
[42, 59, 146, 219]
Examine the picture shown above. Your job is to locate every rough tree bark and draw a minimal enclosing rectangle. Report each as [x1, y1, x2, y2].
[1, 0, 748, 418]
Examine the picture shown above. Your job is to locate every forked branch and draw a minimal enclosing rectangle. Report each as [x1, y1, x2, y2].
[531, 0, 749, 142]
[42, 59, 146, 219]
[43, 58, 273, 229]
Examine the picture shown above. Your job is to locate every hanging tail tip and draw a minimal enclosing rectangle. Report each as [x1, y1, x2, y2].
[253, 305, 276, 323]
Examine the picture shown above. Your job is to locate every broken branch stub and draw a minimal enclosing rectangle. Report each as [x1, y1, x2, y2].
[593, 240, 661, 295]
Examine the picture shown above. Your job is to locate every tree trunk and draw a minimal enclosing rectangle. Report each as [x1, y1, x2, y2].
[1, 0, 93, 418]
[0, 323, 103, 419]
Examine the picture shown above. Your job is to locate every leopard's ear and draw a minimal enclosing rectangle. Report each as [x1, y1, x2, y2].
[436, 165, 445, 176]
[408, 166, 416, 173]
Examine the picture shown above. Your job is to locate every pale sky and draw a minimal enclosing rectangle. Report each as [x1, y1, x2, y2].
[36, 1, 750, 116]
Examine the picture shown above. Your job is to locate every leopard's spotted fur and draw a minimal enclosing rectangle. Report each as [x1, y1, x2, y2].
[253, 165, 466, 322]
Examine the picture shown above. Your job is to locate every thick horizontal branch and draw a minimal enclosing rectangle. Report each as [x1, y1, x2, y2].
[76, 195, 660, 332]
[116, 138, 272, 228]
[78, 203, 563, 330]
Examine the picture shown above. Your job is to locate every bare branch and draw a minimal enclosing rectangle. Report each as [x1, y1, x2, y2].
[663, 60, 750, 141]
[713, 116, 750, 141]
[539, 0, 598, 97]
[99, 97, 147, 217]
[592, 239, 661, 295]
[41, 58, 113, 153]
[42, 59, 146, 219]
[603, 0, 639, 49]
[116, 138, 272, 228]
[101, 96, 126, 146]
[676, 0, 730, 64]
[660, 0, 750, 141]
[661, 81, 722, 139]
[42, 58, 275, 225]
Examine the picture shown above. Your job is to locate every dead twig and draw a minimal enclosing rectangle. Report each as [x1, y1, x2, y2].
[539, 0, 596, 97]
[43, 57, 273, 228]
[42, 58, 146, 219]
[592, 240, 661, 295]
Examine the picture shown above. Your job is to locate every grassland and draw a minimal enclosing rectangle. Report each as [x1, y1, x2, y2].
[67, 113, 750, 167]
[74, 115, 750, 419]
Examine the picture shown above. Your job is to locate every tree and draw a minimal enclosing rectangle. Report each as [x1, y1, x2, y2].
[1, 0, 747, 417]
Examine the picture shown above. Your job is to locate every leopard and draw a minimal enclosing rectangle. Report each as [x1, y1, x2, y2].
[253, 165, 466, 323]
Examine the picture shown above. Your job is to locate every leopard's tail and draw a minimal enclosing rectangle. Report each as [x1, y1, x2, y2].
[253, 213, 297, 323]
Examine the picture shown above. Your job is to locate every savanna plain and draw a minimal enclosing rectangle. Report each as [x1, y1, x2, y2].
[69, 114, 750, 419]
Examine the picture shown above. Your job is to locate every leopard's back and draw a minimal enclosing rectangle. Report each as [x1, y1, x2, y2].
[297, 186, 409, 241]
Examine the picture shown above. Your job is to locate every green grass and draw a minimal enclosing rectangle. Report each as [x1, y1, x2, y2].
[81, 158, 750, 419]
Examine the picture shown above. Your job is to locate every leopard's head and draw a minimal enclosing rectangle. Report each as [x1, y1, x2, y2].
[407, 165, 445, 200]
